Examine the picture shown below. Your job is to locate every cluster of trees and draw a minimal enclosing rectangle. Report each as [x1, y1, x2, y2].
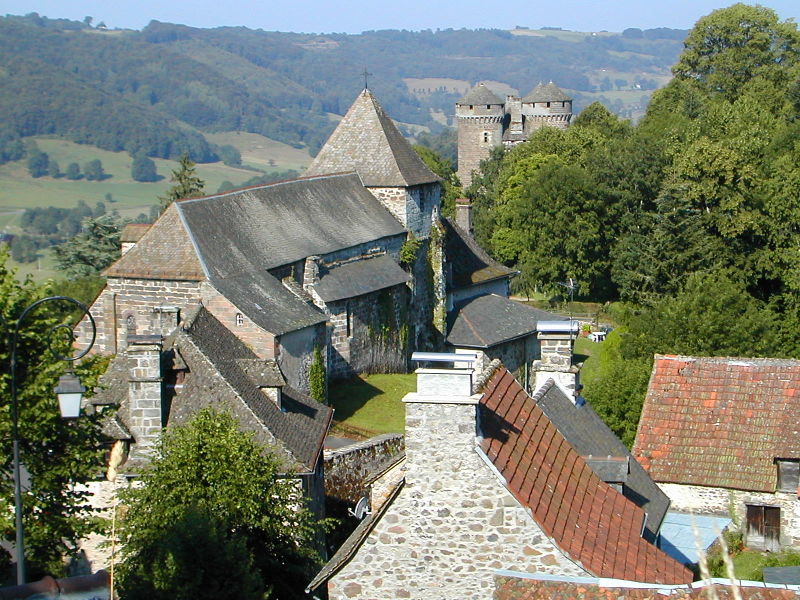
[22, 142, 106, 180]
[469, 4, 800, 444]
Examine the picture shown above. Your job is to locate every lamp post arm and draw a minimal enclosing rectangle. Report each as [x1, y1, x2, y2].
[4, 295, 97, 585]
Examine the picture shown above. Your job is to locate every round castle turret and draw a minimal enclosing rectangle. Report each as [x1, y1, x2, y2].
[456, 83, 505, 189]
[521, 81, 572, 133]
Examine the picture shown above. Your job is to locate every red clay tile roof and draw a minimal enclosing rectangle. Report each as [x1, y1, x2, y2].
[480, 368, 691, 585]
[494, 575, 799, 600]
[104, 204, 205, 280]
[633, 355, 800, 493]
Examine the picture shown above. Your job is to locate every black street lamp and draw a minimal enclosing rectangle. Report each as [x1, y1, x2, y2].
[1, 296, 96, 585]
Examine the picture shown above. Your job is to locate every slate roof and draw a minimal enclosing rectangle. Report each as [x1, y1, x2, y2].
[177, 173, 406, 274]
[210, 272, 326, 336]
[172, 307, 332, 471]
[313, 254, 410, 303]
[446, 294, 562, 348]
[494, 573, 800, 600]
[104, 204, 204, 280]
[442, 218, 517, 289]
[480, 367, 691, 584]
[633, 355, 800, 493]
[305, 90, 441, 187]
[457, 82, 504, 106]
[522, 81, 572, 103]
[93, 307, 332, 473]
[535, 379, 671, 542]
[119, 223, 151, 243]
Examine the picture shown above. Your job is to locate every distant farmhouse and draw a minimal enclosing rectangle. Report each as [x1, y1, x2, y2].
[456, 81, 573, 187]
[75, 89, 577, 569]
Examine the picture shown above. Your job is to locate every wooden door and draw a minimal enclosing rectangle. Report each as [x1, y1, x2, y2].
[746, 505, 781, 551]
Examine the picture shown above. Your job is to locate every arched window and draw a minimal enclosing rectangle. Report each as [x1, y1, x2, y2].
[483, 132, 490, 143]
[125, 313, 136, 334]
[235, 313, 244, 327]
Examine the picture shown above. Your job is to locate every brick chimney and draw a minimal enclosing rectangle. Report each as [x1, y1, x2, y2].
[455, 198, 473, 235]
[402, 354, 480, 487]
[126, 335, 163, 454]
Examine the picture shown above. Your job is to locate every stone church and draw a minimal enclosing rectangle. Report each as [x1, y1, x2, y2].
[456, 81, 573, 187]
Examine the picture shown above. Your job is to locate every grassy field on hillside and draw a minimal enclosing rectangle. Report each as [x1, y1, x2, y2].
[0, 137, 282, 218]
[204, 131, 313, 172]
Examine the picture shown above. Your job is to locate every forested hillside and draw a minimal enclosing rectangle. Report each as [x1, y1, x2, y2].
[467, 4, 800, 446]
[0, 13, 686, 164]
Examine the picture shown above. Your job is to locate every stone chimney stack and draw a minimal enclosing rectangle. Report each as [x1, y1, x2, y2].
[533, 321, 580, 394]
[127, 334, 163, 454]
[402, 355, 480, 487]
[303, 255, 321, 289]
[455, 198, 473, 236]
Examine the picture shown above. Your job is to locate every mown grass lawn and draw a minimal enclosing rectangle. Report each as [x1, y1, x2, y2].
[328, 373, 416, 437]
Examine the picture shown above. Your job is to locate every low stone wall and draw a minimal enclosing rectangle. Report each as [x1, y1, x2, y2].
[324, 433, 405, 504]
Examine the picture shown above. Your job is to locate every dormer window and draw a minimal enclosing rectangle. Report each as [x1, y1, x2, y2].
[235, 313, 244, 327]
[776, 459, 800, 492]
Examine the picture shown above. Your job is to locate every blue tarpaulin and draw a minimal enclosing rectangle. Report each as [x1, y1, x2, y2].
[658, 511, 733, 565]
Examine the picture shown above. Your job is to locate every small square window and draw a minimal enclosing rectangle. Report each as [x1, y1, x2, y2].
[776, 459, 800, 492]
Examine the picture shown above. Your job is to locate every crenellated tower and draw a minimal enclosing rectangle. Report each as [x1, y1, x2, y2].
[455, 83, 506, 189]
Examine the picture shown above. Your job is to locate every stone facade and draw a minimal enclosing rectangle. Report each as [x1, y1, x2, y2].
[533, 332, 579, 393]
[658, 482, 800, 550]
[324, 433, 405, 505]
[367, 183, 439, 240]
[327, 370, 586, 600]
[76, 278, 202, 354]
[456, 109, 505, 189]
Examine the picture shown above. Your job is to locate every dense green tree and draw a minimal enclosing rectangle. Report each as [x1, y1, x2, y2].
[26, 152, 49, 178]
[131, 154, 158, 182]
[65, 162, 81, 180]
[9, 235, 39, 263]
[413, 145, 462, 217]
[159, 154, 205, 213]
[672, 3, 800, 101]
[52, 214, 122, 279]
[46, 159, 60, 178]
[217, 144, 241, 167]
[118, 408, 323, 600]
[0, 248, 107, 577]
[82, 159, 105, 181]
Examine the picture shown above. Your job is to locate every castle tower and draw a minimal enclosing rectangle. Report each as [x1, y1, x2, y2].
[455, 83, 506, 189]
[306, 89, 441, 240]
[521, 81, 573, 133]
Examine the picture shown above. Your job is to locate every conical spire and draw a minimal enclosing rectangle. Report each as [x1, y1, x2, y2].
[306, 90, 441, 187]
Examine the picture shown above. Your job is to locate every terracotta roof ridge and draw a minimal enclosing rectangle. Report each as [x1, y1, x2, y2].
[473, 358, 502, 393]
[656, 353, 800, 366]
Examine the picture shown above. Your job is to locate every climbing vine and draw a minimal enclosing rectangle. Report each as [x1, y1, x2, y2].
[399, 233, 421, 268]
[309, 345, 326, 403]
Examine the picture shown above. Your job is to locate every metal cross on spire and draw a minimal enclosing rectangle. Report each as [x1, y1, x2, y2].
[363, 67, 372, 90]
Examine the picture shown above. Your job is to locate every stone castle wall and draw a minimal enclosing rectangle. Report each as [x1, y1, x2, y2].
[327, 398, 586, 599]
[658, 482, 800, 548]
[457, 115, 504, 188]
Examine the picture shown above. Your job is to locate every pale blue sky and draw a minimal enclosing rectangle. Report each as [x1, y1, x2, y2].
[2, 0, 797, 33]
